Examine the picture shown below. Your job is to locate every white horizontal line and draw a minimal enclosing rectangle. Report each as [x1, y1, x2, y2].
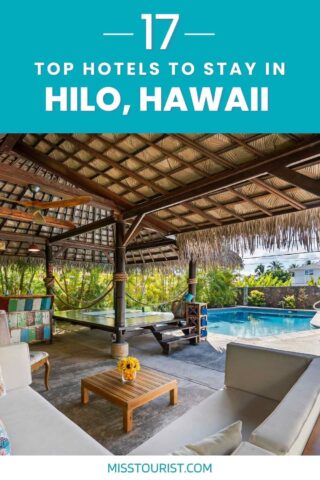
[102, 33, 134, 36]
[184, 33, 216, 36]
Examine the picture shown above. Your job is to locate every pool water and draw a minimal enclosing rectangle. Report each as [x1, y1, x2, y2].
[207, 307, 316, 338]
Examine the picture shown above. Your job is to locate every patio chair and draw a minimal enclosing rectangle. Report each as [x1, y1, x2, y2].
[0, 309, 50, 390]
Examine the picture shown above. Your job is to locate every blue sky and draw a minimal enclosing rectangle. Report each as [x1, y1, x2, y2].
[241, 247, 320, 275]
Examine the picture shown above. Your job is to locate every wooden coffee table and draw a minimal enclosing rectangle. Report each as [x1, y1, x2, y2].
[81, 367, 178, 432]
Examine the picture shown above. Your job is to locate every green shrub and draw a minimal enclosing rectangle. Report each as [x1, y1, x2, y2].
[247, 290, 266, 306]
[297, 288, 308, 309]
[280, 295, 296, 309]
[235, 272, 292, 287]
[197, 268, 237, 307]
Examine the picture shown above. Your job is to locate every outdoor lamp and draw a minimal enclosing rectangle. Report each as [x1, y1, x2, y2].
[28, 243, 41, 253]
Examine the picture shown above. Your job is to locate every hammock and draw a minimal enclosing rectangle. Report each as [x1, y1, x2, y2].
[53, 279, 114, 310]
[126, 288, 188, 308]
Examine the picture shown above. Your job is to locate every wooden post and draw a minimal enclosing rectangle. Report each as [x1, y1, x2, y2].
[113, 220, 128, 356]
[45, 244, 54, 295]
[188, 258, 197, 300]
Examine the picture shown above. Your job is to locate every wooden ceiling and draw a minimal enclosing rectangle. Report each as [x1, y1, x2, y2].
[0, 133, 320, 265]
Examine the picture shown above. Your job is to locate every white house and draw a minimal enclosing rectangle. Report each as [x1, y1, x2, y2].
[290, 263, 320, 286]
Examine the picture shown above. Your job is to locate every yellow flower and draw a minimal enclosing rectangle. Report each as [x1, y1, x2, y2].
[117, 356, 140, 374]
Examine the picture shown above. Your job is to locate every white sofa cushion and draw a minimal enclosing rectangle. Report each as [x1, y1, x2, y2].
[232, 441, 273, 455]
[0, 343, 32, 391]
[225, 343, 312, 402]
[172, 421, 242, 455]
[130, 387, 278, 455]
[250, 357, 320, 455]
[0, 386, 111, 455]
[30, 351, 48, 365]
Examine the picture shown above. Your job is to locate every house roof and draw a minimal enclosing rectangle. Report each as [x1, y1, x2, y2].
[290, 263, 320, 271]
[1, 133, 320, 266]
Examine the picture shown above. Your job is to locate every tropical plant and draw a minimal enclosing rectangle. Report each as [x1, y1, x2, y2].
[197, 268, 237, 307]
[53, 266, 113, 310]
[235, 272, 292, 287]
[280, 295, 296, 309]
[247, 290, 266, 307]
[268, 260, 284, 271]
[53, 266, 189, 311]
[0, 261, 45, 295]
[254, 264, 265, 277]
[267, 260, 292, 282]
[289, 263, 299, 269]
[0, 261, 241, 311]
[297, 288, 308, 309]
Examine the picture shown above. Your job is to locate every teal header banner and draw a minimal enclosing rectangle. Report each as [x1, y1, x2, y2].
[0, 0, 319, 132]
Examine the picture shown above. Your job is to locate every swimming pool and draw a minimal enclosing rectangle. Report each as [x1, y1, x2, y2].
[207, 307, 316, 338]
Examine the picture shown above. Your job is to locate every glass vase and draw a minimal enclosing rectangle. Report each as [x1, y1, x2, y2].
[121, 370, 137, 384]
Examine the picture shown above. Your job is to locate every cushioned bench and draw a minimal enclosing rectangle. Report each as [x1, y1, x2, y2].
[130, 343, 319, 456]
[250, 357, 320, 455]
[0, 343, 111, 455]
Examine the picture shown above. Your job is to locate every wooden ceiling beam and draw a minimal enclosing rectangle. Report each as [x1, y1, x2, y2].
[223, 134, 264, 157]
[133, 134, 266, 225]
[123, 214, 145, 247]
[0, 230, 177, 255]
[18, 134, 276, 230]
[252, 178, 306, 210]
[176, 198, 320, 236]
[61, 135, 206, 230]
[123, 140, 320, 219]
[173, 134, 316, 217]
[133, 133, 207, 177]
[227, 134, 320, 202]
[228, 187, 273, 217]
[172, 134, 235, 169]
[131, 134, 266, 181]
[0, 134, 23, 154]
[127, 238, 177, 252]
[0, 163, 111, 210]
[13, 142, 124, 210]
[184, 203, 222, 226]
[0, 156, 282, 230]
[209, 199, 244, 222]
[0, 232, 47, 244]
[127, 256, 179, 265]
[62, 134, 166, 196]
[0, 231, 114, 252]
[49, 215, 115, 244]
[56, 240, 114, 252]
[269, 166, 320, 198]
[0, 206, 75, 229]
[59, 136, 252, 227]
[12, 141, 177, 235]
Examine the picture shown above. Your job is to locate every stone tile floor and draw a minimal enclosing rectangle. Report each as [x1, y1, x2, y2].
[31, 324, 224, 454]
[31, 322, 320, 454]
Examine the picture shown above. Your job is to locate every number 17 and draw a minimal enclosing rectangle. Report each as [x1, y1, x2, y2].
[141, 14, 179, 50]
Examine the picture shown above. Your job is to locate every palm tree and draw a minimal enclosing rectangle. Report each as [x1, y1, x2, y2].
[268, 260, 284, 272]
[289, 263, 299, 269]
[254, 264, 265, 277]
[267, 260, 291, 282]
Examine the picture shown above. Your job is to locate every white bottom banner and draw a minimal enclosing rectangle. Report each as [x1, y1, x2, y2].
[1, 456, 319, 480]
